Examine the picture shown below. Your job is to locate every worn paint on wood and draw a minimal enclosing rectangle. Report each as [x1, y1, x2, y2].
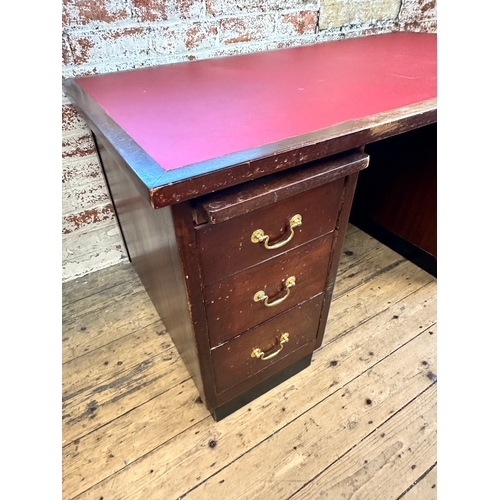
[62, 226, 437, 500]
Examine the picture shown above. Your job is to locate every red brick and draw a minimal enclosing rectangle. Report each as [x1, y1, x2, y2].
[66, 27, 152, 66]
[278, 11, 318, 36]
[185, 22, 218, 51]
[150, 26, 181, 56]
[62, 104, 87, 133]
[220, 14, 275, 45]
[62, 35, 73, 65]
[131, 0, 168, 21]
[62, 0, 128, 26]
[62, 204, 115, 235]
[62, 134, 96, 159]
[62, 157, 102, 186]
[71, 184, 111, 207]
[67, 35, 96, 65]
[398, 0, 437, 33]
[399, 0, 437, 24]
[398, 18, 437, 33]
[131, 0, 204, 22]
[206, 0, 265, 17]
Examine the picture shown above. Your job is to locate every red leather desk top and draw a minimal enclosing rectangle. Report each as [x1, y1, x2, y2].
[75, 32, 436, 175]
[66, 32, 437, 206]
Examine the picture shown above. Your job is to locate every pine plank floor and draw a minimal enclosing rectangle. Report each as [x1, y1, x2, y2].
[62, 224, 437, 500]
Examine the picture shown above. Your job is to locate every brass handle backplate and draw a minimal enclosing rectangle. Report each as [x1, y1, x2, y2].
[253, 276, 296, 307]
[251, 333, 290, 360]
[251, 214, 302, 250]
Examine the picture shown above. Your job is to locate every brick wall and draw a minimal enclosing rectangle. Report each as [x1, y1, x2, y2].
[61, 0, 437, 282]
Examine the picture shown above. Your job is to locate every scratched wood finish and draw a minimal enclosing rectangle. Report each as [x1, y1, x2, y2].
[205, 233, 334, 345]
[193, 150, 368, 224]
[195, 177, 346, 286]
[95, 125, 365, 415]
[211, 295, 323, 394]
[62, 226, 437, 500]
[62, 32, 436, 209]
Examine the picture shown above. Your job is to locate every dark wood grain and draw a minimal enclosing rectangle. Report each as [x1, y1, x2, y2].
[315, 172, 361, 349]
[195, 180, 344, 286]
[170, 202, 219, 410]
[205, 233, 334, 346]
[214, 341, 317, 408]
[351, 123, 437, 257]
[211, 295, 323, 394]
[93, 137, 216, 407]
[192, 151, 369, 224]
[211, 354, 313, 421]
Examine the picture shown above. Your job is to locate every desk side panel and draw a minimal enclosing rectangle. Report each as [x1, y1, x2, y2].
[315, 171, 361, 349]
[351, 124, 437, 259]
[94, 136, 215, 407]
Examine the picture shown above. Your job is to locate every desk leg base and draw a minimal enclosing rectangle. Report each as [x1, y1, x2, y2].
[211, 353, 313, 422]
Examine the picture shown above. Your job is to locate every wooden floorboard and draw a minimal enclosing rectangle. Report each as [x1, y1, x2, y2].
[62, 225, 437, 500]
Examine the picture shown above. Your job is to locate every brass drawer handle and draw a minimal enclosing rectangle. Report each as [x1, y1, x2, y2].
[251, 333, 290, 360]
[251, 214, 302, 250]
[253, 276, 296, 307]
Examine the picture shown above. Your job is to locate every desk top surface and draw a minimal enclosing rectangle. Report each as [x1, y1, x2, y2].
[65, 31, 437, 207]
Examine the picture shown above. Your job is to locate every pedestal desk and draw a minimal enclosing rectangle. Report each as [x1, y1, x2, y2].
[63, 32, 437, 420]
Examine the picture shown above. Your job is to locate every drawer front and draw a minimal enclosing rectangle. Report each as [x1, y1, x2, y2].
[211, 295, 323, 394]
[196, 180, 344, 285]
[205, 232, 334, 346]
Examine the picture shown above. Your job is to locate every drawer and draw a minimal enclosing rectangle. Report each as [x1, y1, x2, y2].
[195, 177, 345, 285]
[211, 294, 323, 394]
[205, 232, 334, 346]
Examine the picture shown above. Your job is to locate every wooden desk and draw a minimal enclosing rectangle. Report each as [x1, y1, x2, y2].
[63, 32, 437, 420]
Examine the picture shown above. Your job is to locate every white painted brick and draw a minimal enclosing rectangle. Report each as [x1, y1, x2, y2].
[62, 34, 74, 65]
[130, 0, 206, 23]
[276, 10, 318, 36]
[268, 0, 320, 10]
[206, 0, 267, 17]
[63, 218, 120, 256]
[62, 203, 116, 235]
[62, 103, 89, 133]
[62, 187, 77, 214]
[63, 184, 111, 217]
[399, 0, 436, 31]
[319, 0, 401, 29]
[62, 224, 126, 282]
[62, 0, 435, 282]
[62, 90, 72, 105]
[399, 0, 436, 23]
[63, 0, 130, 27]
[62, 132, 96, 159]
[64, 26, 155, 68]
[184, 21, 219, 51]
[62, 248, 126, 282]
[62, 154, 103, 189]
[219, 13, 276, 45]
